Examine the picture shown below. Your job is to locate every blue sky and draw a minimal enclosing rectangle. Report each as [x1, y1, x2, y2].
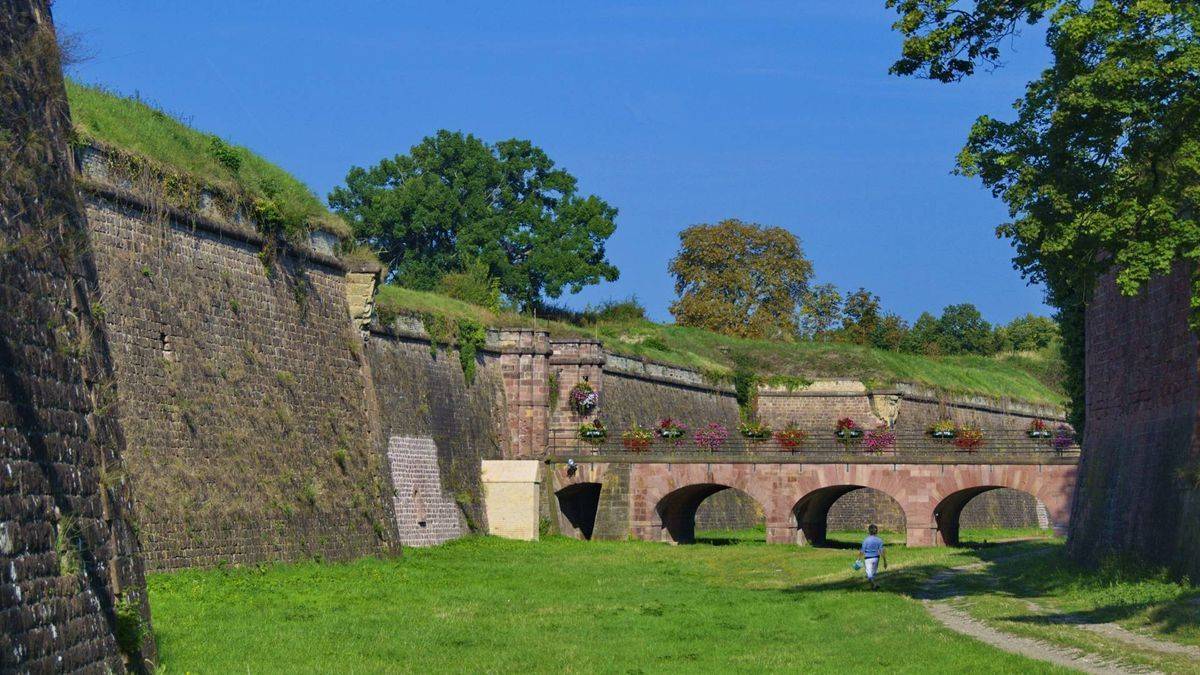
[56, 1, 1053, 324]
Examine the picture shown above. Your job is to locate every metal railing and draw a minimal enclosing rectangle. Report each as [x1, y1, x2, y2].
[546, 427, 1080, 461]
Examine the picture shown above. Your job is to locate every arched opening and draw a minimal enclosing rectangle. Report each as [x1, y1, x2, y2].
[934, 486, 1050, 546]
[695, 488, 765, 544]
[655, 484, 765, 544]
[555, 483, 602, 540]
[792, 486, 906, 547]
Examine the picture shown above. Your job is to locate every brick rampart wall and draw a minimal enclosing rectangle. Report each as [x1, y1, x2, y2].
[1, 4, 153, 668]
[365, 328, 508, 535]
[386, 436, 465, 546]
[1070, 264, 1200, 578]
[82, 189, 397, 571]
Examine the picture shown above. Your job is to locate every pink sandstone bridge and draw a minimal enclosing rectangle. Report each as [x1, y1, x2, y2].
[544, 434, 1078, 547]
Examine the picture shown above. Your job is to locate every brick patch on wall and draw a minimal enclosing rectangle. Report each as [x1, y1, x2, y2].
[387, 436, 465, 546]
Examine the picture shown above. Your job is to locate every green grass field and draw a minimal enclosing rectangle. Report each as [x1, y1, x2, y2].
[148, 534, 1130, 673]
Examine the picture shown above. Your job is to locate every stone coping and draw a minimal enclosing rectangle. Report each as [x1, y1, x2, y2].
[367, 319, 553, 356]
[77, 176, 347, 273]
[603, 352, 735, 394]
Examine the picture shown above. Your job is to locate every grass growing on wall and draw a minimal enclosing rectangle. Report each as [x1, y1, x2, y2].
[65, 81, 347, 237]
[374, 285, 1067, 405]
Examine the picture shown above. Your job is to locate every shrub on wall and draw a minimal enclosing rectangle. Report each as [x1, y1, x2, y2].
[457, 318, 486, 384]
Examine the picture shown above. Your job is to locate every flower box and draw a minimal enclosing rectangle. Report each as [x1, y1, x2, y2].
[656, 418, 687, 441]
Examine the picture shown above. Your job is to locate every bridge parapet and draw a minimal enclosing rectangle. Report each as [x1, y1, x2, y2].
[547, 428, 1079, 465]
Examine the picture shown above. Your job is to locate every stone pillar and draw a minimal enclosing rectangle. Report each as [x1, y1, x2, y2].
[481, 460, 542, 540]
[493, 329, 552, 458]
[548, 339, 606, 447]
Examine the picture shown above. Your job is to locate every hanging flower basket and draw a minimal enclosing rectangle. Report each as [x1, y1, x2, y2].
[1051, 424, 1075, 451]
[739, 420, 773, 442]
[1027, 419, 1052, 439]
[774, 424, 807, 451]
[622, 424, 654, 451]
[863, 424, 896, 452]
[577, 419, 606, 445]
[835, 417, 863, 440]
[694, 423, 729, 451]
[953, 424, 984, 451]
[569, 382, 598, 416]
[927, 419, 957, 439]
[656, 417, 687, 441]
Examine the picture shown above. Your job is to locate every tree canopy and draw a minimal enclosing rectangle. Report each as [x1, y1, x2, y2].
[889, 0, 1200, 425]
[328, 130, 619, 309]
[669, 219, 813, 339]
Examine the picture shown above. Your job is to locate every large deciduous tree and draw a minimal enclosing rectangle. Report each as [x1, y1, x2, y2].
[328, 130, 619, 309]
[888, 0, 1200, 427]
[669, 219, 813, 339]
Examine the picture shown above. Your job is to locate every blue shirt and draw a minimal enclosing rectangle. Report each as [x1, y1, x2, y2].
[861, 535, 884, 558]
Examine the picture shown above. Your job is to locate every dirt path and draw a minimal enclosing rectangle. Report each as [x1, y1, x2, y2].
[917, 555, 1151, 675]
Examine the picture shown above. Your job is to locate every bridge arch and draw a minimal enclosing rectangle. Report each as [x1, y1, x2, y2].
[555, 482, 603, 540]
[792, 485, 907, 546]
[655, 484, 766, 544]
[933, 486, 1049, 546]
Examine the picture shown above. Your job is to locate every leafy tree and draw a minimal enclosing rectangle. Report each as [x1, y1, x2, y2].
[872, 313, 911, 351]
[669, 219, 813, 339]
[902, 311, 943, 355]
[889, 1, 1200, 427]
[996, 314, 1059, 352]
[328, 130, 619, 309]
[798, 283, 843, 340]
[840, 288, 883, 345]
[936, 303, 997, 355]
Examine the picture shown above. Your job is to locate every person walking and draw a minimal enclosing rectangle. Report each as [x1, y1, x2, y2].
[857, 524, 887, 590]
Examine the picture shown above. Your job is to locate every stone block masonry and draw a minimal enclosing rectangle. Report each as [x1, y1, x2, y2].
[80, 176, 398, 571]
[387, 437, 465, 546]
[482, 460, 542, 540]
[1, 2, 153, 669]
[1070, 262, 1200, 579]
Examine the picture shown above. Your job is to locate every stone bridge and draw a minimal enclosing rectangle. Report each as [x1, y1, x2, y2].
[546, 451, 1077, 547]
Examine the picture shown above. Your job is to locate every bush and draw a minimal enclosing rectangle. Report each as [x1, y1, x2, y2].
[593, 297, 646, 323]
[439, 260, 501, 311]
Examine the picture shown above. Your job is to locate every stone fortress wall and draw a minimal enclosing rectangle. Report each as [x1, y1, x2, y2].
[2, 4, 154, 670]
[78, 151, 400, 571]
[70, 135, 1063, 565]
[1069, 263, 1200, 580]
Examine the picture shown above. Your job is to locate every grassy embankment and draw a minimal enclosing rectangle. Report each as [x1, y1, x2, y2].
[147, 535, 1197, 673]
[376, 285, 1066, 406]
[65, 80, 346, 237]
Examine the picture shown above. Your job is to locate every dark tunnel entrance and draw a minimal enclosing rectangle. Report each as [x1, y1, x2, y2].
[556, 482, 603, 540]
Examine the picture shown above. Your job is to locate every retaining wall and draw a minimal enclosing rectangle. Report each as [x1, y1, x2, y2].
[1070, 263, 1200, 579]
[1, 4, 153, 669]
[80, 161, 397, 571]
